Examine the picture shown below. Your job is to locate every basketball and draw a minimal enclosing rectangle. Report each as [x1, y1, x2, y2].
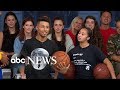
[52, 51, 70, 71]
[63, 62, 75, 79]
[93, 63, 111, 79]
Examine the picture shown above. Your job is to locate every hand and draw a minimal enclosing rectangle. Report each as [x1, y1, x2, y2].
[20, 74, 26, 79]
[55, 62, 70, 74]
[19, 66, 25, 75]
[19, 66, 26, 79]
[0, 53, 9, 67]
[111, 76, 116, 79]
[53, 71, 59, 79]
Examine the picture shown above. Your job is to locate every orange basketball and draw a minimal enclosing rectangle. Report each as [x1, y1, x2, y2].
[52, 51, 70, 71]
[93, 63, 111, 79]
[63, 62, 75, 79]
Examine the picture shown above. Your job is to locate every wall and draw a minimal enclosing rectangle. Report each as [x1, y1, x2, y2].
[0, 11, 119, 32]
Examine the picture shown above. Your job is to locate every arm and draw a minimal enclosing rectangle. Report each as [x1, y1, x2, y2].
[94, 45, 116, 79]
[14, 37, 22, 55]
[0, 32, 3, 50]
[19, 66, 26, 79]
[103, 58, 116, 79]
[111, 55, 120, 62]
[65, 34, 75, 53]
[107, 35, 120, 62]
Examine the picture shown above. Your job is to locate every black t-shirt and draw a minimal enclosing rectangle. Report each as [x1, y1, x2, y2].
[1, 32, 18, 52]
[20, 37, 58, 79]
[56, 41, 66, 52]
[68, 44, 106, 79]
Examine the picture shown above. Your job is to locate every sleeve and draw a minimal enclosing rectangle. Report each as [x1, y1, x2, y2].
[20, 40, 29, 58]
[14, 37, 21, 54]
[67, 49, 74, 62]
[65, 34, 75, 53]
[94, 46, 106, 63]
[107, 36, 116, 57]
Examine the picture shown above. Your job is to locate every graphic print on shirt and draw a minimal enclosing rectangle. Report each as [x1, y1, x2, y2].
[73, 53, 91, 70]
[30, 48, 49, 70]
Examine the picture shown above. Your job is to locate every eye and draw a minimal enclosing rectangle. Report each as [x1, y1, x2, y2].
[46, 26, 49, 29]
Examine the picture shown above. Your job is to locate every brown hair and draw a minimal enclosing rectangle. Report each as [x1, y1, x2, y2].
[18, 17, 35, 41]
[84, 15, 103, 50]
[3, 11, 20, 35]
[52, 17, 66, 48]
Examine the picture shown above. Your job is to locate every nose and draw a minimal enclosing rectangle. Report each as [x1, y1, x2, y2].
[44, 27, 49, 32]
[78, 33, 81, 37]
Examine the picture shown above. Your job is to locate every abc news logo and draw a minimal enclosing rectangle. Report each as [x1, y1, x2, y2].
[10, 56, 57, 65]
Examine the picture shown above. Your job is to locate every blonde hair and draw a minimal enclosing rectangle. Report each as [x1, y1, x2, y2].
[69, 16, 83, 30]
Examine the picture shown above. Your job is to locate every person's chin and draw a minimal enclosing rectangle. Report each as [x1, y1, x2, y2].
[41, 35, 47, 37]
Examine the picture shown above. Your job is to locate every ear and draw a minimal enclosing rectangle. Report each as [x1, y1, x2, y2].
[36, 26, 38, 30]
[23, 25, 25, 29]
[62, 25, 64, 29]
[87, 37, 90, 40]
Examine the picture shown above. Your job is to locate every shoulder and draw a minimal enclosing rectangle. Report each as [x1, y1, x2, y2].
[110, 27, 116, 31]
[109, 27, 117, 34]
[14, 36, 20, 42]
[89, 44, 98, 49]
[65, 29, 71, 34]
[65, 34, 71, 39]
[88, 45, 100, 52]
[109, 34, 117, 39]
[0, 32, 3, 38]
[24, 37, 35, 44]
[69, 46, 79, 53]
[47, 34, 52, 40]
[0, 32, 3, 35]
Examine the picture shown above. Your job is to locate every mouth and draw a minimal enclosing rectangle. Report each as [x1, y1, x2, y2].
[78, 37, 81, 41]
[43, 32, 48, 36]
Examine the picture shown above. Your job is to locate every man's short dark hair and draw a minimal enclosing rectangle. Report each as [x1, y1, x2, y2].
[100, 11, 112, 17]
[37, 16, 51, 26]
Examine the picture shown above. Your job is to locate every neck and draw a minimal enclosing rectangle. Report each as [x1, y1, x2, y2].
[79, 41, 89, 48]
[36, 35, 47, 42]
[55, 32, 62, 41]
[25, 32, 32, 40]
[72, 28, 77, 35]
[100, 24, 110, 30]
[9, 27, 16, 34]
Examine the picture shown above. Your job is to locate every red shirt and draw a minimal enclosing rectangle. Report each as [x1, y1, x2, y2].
[100, 27, 117, 56]
[65, 30, 76, 46]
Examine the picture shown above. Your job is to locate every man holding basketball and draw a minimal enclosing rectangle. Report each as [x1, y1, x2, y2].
[20, 16, 58, 79]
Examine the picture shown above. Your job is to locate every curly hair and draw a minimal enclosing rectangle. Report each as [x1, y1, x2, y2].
[84, 15, 103, 50]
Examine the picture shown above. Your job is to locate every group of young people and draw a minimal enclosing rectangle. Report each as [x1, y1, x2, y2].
[0, 11, 119, 79]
